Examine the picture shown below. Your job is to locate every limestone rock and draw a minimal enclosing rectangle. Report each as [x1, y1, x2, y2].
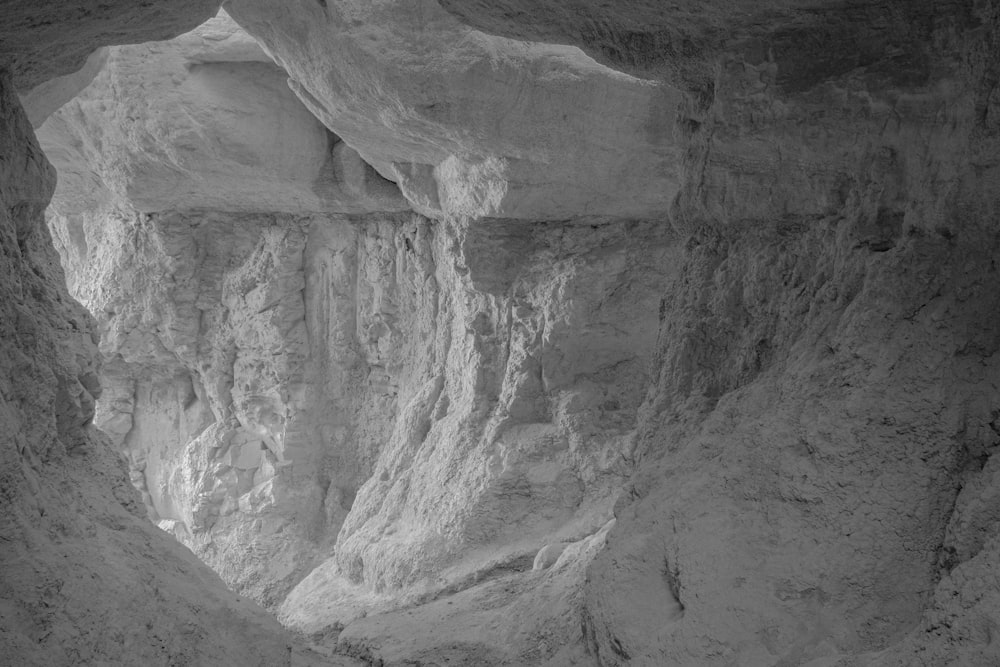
[435, 0, 969, 95]
[49, 205, 337, 606]
[570, 4, 1000, 665]
[337, 521, 615, 666]
[226, 2, 1000, 664]
[38, 11, 684, 620]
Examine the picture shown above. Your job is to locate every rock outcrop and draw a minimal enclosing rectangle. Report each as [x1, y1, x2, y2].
[7, 0, 1000, 666]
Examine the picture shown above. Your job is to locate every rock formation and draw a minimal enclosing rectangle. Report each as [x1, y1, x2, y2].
[5, 0, 1000, 666]
[0, 2, 351, 666]
[225, 0, 683, 221]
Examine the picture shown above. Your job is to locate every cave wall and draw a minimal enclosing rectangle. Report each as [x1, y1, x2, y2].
[37, 10, 682, 627]
[223, 0, 1000, 663]
[5, 0, 1000, 666]
[575, 1, 1000, 663]
[31, 7, 678, 627]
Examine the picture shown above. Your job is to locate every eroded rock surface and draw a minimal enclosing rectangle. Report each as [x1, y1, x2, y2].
[231, 1, 1000, 664]
[38, 14, 680, 634]
[38, 12, 406, 216]
[15, 1, 1000, 666]
[225, 0, 683, 221]
[34, 13, 404, 608]
[279, 216, 677, 634]
[0, 48, 357, 667]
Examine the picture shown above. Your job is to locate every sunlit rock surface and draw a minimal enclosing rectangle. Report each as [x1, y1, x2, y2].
[230, 1, 1000, 664]
[277, 216, 677, 635]
[0, 4, 354, 664]
[38, 12, 406, 216]
[13, 0, 1000, 666]
[225, 0, 683, 220]
[35, 13, 406, 607]
[39, 13, 681, 628]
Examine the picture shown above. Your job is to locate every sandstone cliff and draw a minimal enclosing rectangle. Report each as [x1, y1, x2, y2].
[6, 1, 1000, 666]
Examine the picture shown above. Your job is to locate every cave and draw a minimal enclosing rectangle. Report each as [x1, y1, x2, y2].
[2, 1, 1000, 665]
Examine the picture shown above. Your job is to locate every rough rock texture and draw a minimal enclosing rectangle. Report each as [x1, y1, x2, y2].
[17, 1, 1000, 666]
[434, 0, 970, 93]
[565, 2, 1000, 665]
[225, 0, 683, 221]
[38, 12, 407, 216]
[1, 0, 219, 89]
[278, 216, 677, 634]
[224, 1, 1000, 664]
[588, 223, 1000, 665]
[337, 520, 615, 666]
[19, 47, 108, 129]
[0, 61, 358, 667]
[39, 14, 680, 628]
[0, 2, 364, 666]
[46, 179, 678, 616]
[35, 13, 405, 608]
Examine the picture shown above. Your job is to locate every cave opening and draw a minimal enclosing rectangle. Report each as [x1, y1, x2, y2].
[5, 1, 1000, 665]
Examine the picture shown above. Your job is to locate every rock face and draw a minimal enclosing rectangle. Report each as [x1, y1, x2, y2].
[0, 35, 360, 667]
[39, 14, 680, 627]
[225, 0, 684, 221]
[36, 12, 407, 607]
[38, 12, 406, 217]
[425, 2, 1000, 665]
[281, 215, 677, 629]
[10, 1, 1000, 667]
